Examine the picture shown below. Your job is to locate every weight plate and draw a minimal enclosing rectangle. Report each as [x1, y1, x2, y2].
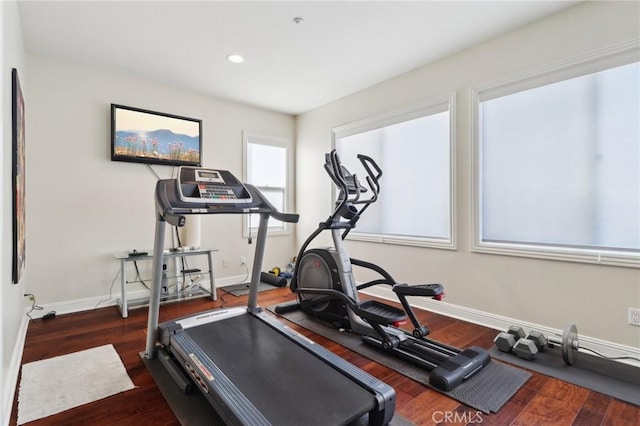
[562, 323, 578, 365]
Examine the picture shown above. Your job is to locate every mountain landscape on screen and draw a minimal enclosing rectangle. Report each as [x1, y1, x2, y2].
[114, 129, 199, 163]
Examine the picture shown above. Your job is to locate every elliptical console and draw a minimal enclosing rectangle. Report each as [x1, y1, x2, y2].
[276, 150, 490, 391]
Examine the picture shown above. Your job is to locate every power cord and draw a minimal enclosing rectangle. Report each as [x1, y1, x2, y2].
[94, 269, 120, 308]
[174, 226, 190, 289]
[222, 263, 250, 288]
[133, 260, 152, 290]
[218, 263, 251, 308]
[24, 294, 43, 319]
[219, 290, 229, 308]
[146, 163, 161, 180]
[581, 345, 640, 362]
[24, 293, 55, 320]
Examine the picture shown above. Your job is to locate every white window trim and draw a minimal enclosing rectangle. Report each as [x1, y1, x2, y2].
[470, 39, 640, 268]
[242, 132, 293, 237]
[332, 93, 457, 250]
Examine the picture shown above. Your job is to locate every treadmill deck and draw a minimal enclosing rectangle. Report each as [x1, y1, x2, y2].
[173, 312, 377, 425]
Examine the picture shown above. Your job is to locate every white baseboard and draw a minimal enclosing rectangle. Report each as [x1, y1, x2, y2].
[364, 287, 640, 368]
[2, 312, 30, 426]
[24, 275, 248, 320]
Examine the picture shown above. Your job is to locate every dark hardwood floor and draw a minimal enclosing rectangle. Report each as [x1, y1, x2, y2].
[10, 287, 639, 425]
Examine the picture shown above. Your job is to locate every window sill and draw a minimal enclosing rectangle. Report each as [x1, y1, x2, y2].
[346, 232, 455, 250]
[472, 241, 640, 268]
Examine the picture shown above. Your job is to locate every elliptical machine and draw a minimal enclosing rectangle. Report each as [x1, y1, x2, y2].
[276, 150, 490, 391]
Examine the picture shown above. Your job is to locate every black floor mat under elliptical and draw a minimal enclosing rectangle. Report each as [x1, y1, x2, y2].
[267, 306, 531, 414]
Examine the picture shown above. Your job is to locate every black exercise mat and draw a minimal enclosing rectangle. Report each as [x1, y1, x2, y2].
[221, 281, 280, 296]
[267, 306, 530, 414]
[142, 351, 415, 425]
[490, 346, 640, 406]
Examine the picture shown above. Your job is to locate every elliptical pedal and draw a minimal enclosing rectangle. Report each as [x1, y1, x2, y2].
[356, 300, 406, 326]
[393, 283, 444, 298]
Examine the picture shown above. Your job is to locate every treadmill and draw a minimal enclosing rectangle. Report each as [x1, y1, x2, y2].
[144, 167, 396, 425]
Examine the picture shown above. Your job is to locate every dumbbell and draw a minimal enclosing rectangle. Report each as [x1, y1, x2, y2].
[493, 325, 526, 353]
[494, 325, 542, 360]
[513, 334, 542, 360]
[494, 323, 580, 365]
[516, 324, 580, 365]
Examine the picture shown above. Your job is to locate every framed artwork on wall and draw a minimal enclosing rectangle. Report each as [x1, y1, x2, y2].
[12, 68, 26, 284]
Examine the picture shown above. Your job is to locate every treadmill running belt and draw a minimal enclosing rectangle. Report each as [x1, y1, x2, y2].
[184, 314, 376, 425]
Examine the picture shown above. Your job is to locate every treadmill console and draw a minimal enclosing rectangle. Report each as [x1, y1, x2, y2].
[177, 166, 252, 204]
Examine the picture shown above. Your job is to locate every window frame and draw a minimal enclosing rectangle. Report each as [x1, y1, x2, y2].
[332, 94, 457, 250]
[470, 40, 640, 268]
[242, 132, 293, 237]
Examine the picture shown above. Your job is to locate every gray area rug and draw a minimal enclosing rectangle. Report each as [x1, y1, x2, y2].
[267, 306, 530, 414]
[490, 347, 640, 406]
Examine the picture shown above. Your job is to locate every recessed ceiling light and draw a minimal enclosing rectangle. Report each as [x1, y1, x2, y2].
[227, 54, 244, 64]
[292, 17, 304, 25]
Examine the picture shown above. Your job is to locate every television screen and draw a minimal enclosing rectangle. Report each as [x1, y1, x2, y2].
[111, 104, 202, 167]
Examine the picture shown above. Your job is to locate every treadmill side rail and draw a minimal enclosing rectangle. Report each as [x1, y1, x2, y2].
[172, 332, 271, 425]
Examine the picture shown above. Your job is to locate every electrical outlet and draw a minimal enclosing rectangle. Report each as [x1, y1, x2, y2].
[629, 308, 640, 326]
[240, 256, 246, 265]
[222, 258, 229, 268]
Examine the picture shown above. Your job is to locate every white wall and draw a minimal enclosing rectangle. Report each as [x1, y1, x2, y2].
[1, 2, 29, 424]
[296, 1, 640, 348]
[24, 55, 297, 309]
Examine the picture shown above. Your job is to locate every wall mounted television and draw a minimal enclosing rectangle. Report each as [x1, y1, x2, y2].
[111, 104, 202, 167]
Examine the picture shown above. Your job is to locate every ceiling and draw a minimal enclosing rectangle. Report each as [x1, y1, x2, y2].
[18, 1, 580, 115]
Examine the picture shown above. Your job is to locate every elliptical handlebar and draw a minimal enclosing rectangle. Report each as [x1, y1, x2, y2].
[325, 150, 382, 204]
[357, 153, 382, 193]
[320, 149, 384, 232]
[324, 152, 345, 193]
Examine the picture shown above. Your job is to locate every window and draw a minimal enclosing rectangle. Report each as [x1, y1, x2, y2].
[472, 41, 639, 267]
[334, 95, 455, 249]
[243, 133, 291, 236]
